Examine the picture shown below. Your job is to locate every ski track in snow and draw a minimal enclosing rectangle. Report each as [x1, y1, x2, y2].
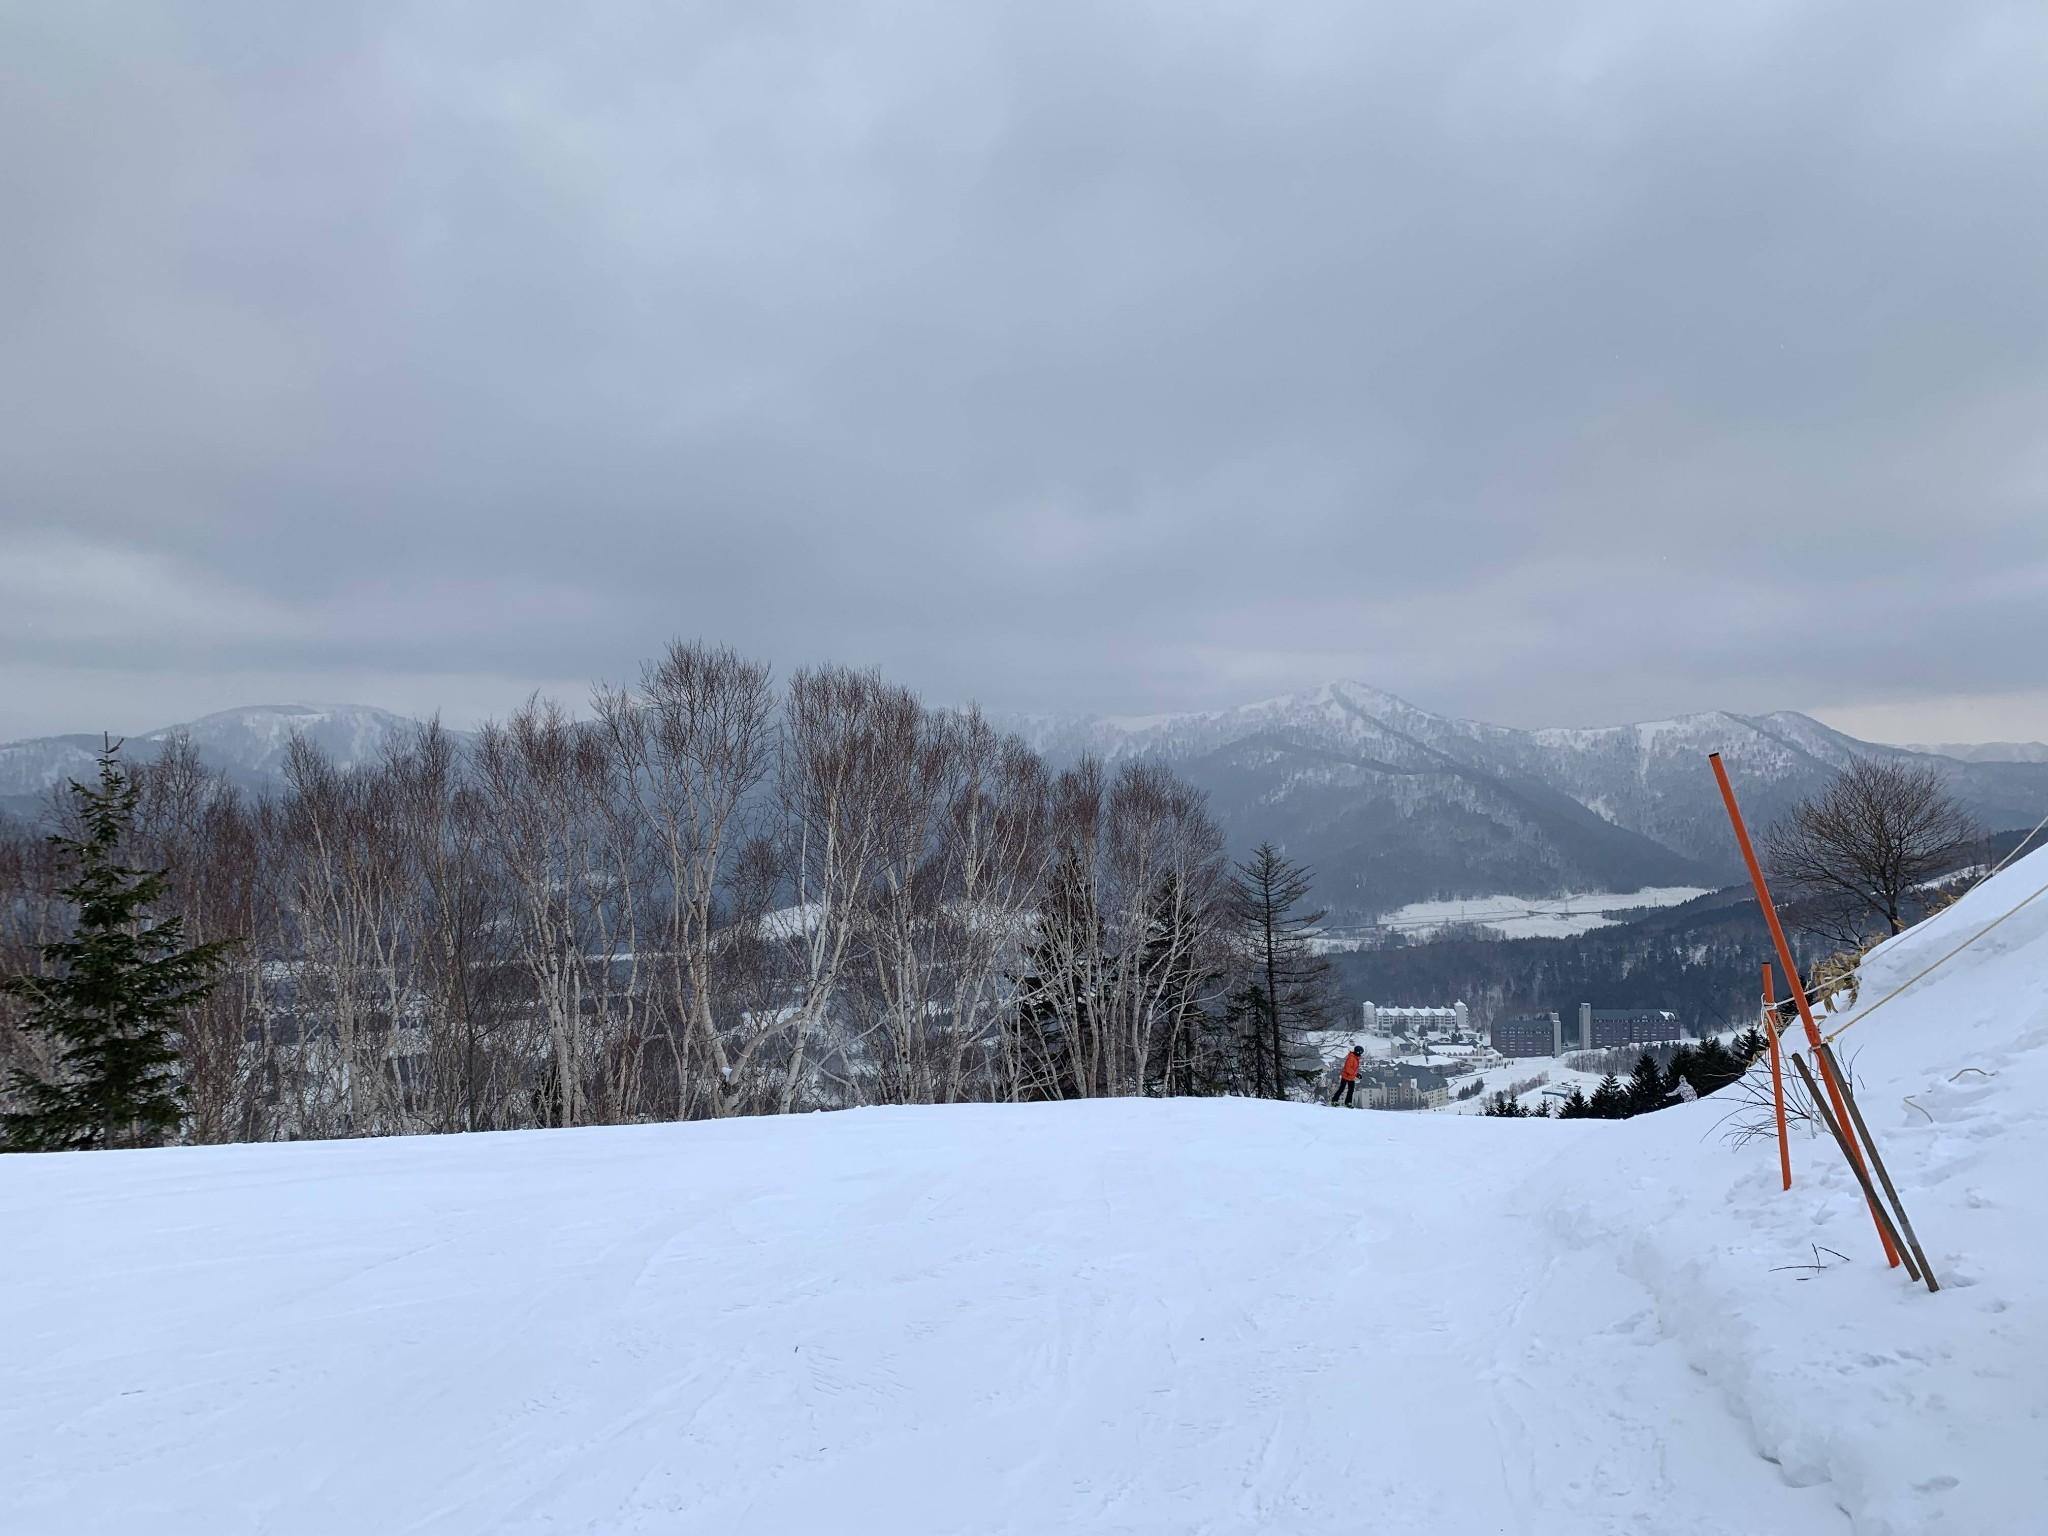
[4, 1109, 1846, 1535]
[9, 846, 2048, 1533]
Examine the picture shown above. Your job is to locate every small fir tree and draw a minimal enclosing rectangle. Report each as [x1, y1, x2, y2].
[1555, 1084, 1593, 1119]
[2, 743, 234, 1152]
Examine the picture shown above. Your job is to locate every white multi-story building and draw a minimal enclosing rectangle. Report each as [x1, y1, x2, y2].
[1361, 1001, 1470, 1039]
[1363, 1064, 1452, 1110]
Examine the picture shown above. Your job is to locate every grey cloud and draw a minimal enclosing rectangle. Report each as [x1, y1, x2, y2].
[2, 0, 2045, 739]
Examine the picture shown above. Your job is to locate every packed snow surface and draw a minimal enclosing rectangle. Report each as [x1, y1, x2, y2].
[6, 848, 2048, 1534]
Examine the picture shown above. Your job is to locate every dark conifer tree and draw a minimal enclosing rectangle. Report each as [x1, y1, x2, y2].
[1692, 1034, 1740, 1095]
[1626, 1051, 1668, 1116]
[1589, 1073, 1630, 1120]
[1555, 1084, 1592, 1119]
[1220, 980, 1274, 1094]
[2, 743, 235, 1152]
[1228, 843, 1335, 1100]
[1663, 1042, 1698, 1098]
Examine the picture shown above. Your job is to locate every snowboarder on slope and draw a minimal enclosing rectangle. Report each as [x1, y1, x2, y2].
[1332, 1045, 1363, 1107]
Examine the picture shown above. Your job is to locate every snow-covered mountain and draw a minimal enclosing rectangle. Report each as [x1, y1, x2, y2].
[8, 687, 2044, 922]
[0, 704, 421, 818]
[1012, 682, 2048, 918]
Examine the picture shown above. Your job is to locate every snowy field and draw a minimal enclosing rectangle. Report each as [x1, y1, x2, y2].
[5, 849, 2048, 1533]
[1435, 1052, 1609, 1112]
[1352, 886, 1712, 942]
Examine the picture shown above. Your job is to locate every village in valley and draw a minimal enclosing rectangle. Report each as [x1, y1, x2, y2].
[1311, 1001, 1690, 1113]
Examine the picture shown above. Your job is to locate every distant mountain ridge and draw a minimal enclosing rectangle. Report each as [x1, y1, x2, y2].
[1903, 741, 2048, 764]
[1008, 682, 2048, 921]
[7, 690, 2046, 924]
[0, 704, 418, 819]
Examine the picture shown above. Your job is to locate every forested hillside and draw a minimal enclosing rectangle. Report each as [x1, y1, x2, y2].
[1330, 831, 2030, 1032]
[1330, 888, 1781, 1035]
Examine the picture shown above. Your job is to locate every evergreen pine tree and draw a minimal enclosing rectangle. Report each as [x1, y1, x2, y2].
[2, 743, 235, 1152]
[1692, 1034, 1739, 1095]
[1589, 1073, 1630, 1120]
[1555, 1084, 1592, 1119]
[1227, 843, 1336, 1100]
[1625, 1051, 1668, 1116]
[1219, 981, 1270, 1094]
[1663, 1042, 1698, 1098]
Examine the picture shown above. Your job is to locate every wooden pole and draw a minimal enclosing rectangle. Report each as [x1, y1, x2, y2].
[1791, 1052, 1920, 1283]
[1709, 752, 1900, 1266]
[1763, 962, 1791, 1192]
[1818, 1040, 1939, 1294]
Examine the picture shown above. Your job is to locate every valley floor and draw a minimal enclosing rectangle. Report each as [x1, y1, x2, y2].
[6, 846, 2048, 1534]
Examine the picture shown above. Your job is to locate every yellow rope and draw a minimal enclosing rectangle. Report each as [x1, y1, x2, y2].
[1822, 874, 2048, 1044]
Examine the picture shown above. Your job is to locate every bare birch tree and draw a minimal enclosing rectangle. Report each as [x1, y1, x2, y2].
[931, 712, 1049, 1102]
[280, 737, 412, 1135]
[474, 700, 636, 1129]
[596, 641, 774, 1119]
[1099, 761, 1226, 1096]
[773, 667, 913, 1112]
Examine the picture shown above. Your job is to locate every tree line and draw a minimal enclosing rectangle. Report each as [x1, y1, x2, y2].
[0, 643, 1336, 1150]
[1483, 1030, 1766, 1119]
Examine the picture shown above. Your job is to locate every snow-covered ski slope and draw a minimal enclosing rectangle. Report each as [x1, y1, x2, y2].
[6, 849, 2048, 1535]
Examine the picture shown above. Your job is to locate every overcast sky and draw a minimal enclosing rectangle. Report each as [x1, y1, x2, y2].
[3, 1, 2044, 744]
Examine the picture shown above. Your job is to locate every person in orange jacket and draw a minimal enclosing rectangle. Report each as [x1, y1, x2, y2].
[1331, 1045, 1363, 1107]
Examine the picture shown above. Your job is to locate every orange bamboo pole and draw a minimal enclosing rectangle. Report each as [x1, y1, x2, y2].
[1709, 752, 1899, 1266]
[1763, 962, 1792, 1191]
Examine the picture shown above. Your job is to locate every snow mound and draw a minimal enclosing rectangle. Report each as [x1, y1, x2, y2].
[1559, 843, 2048, 1535]
[3, 848, 2046, 1533]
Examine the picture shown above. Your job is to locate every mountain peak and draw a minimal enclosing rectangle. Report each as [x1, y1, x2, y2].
[0, 703, 425, 813]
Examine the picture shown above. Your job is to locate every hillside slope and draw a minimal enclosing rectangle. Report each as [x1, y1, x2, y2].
[1563, 841, 2048, 1535]
[1014, 682, 2048, 916]
[7, 850, 2047, 1534]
